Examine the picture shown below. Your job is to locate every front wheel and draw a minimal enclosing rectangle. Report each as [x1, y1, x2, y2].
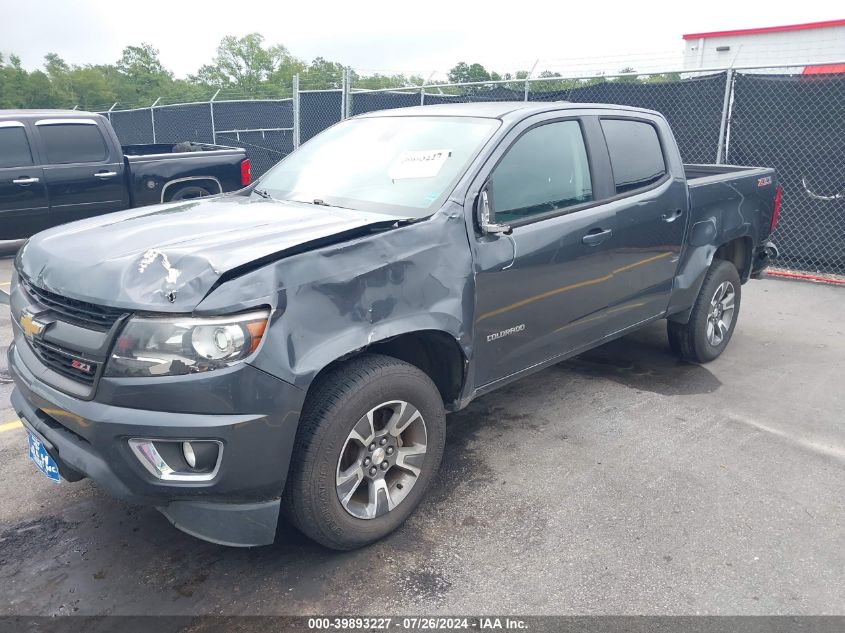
[668, 259, 742, 363]
[283, 355, 446, 550]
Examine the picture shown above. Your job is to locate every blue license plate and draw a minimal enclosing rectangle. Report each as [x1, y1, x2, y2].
[27, 430, 61, 483]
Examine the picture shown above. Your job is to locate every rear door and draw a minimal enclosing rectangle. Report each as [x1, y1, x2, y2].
[34, 118, 129, 227]
[597, 117, 688, 331]
[0, 121, 49, 239]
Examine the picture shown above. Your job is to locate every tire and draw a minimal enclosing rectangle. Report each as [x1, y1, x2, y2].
[668, 259, 742, 363]
[168, 185, 212, 201]
[283, 354, 446, 550]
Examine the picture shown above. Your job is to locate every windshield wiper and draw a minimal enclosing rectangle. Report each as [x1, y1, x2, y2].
[310, 198, 353, 211]
[252, 187, 274, 200]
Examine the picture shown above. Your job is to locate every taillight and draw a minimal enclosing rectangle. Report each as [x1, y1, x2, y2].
[240, 159, 251, 186]
[770, 184, 783, 233]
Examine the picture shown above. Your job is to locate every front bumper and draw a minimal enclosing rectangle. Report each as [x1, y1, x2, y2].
[9, 341, 305, 547]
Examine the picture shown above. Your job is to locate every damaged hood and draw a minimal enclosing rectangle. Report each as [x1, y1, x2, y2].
[18, 195, 408, 311]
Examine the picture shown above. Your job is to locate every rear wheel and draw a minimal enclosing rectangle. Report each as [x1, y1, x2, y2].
[668, 259, 742, 363]
[283, 355, 446, 550]
[168, 185, 212, 201]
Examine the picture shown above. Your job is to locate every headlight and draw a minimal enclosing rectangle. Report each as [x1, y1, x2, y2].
[105, 310, 269, 378]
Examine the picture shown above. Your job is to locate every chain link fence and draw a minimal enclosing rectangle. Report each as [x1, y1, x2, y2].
[98, 64, 845, 276]
[212, 99, 295, 176]
[727, 71, 845, 275]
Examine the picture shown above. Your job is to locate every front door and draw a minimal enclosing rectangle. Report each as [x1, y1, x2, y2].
[471, 117, 622, 387]
[0, 121, 49, 239]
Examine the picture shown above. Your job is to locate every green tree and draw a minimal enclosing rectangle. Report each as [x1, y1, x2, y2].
[21, 70, 60, 108]
[67, 65, 117, 110]
[3, 36, 666, 110]
[0, 54, 27, 108]
[301, 57, 346, 89]
[445, 62, 504, 95]
[268, 56, 306, 93]
[350, 72, 421, 90]
[43, 53, 76, 105]
[616, 67, 639, 83]
[193, 33, 299, 97]
[644, 72, 681, 84]
[447, 62, 503, 85]
[163, 78, 215, 104]
[115, 43, 173, 104]
[529, 70, 567, 93]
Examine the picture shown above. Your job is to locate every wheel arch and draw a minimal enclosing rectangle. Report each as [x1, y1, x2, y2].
[668, 234, 754, 324]
[713, 236, 754, 283]
[304, 329, 468, 412]
[161, 176, 222, 202]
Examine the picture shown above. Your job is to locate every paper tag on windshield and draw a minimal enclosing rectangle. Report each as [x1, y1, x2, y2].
[389, 149, 452, 180]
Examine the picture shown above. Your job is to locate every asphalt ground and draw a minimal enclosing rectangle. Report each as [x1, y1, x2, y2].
[0, 240, 843, 616]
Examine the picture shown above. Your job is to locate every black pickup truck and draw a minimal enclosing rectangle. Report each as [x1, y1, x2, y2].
[9, 102, 780, 549]
[0, 109, 250, 239]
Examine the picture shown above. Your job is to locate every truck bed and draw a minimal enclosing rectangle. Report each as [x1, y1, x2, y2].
[683, 163, 778, 269]
[122, 142, 241, 157]
[120, 141, 249, 207]
[684, 163, 773, 186]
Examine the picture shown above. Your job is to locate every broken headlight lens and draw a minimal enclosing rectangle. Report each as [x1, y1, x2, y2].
[105, 310, 269, 378]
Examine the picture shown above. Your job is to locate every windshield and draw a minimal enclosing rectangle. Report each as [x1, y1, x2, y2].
[257, 116, 500, 216]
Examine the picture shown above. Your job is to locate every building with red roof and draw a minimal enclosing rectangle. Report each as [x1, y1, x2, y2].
[681, 19, 845, 73]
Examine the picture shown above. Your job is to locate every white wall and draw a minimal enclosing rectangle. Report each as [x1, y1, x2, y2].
[682, 24, 845, 71]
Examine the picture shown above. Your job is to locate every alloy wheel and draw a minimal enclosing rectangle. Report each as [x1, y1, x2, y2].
[335, 400, 428, 519]
[706, 281, 736, 346]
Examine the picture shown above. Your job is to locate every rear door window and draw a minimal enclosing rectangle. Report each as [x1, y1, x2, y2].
[38, 123, 108, 164]
[601, 119, 666, 194]
[0, 125, 34, 168]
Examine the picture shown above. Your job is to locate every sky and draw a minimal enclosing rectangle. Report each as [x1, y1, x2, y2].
[1, 0, 840, 79]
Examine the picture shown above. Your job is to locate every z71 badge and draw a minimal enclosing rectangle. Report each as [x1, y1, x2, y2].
[71, 359, 94, 375]
[757, 176, 773, 187]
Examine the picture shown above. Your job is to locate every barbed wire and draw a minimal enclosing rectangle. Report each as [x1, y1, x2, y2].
[350, 37, 845, 83]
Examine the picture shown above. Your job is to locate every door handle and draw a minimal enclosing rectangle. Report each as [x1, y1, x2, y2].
[582, 228, 613, 246]
[12, 177, 40, 185]
[94, 171, 118, 178]
[661, 209, 683, 223]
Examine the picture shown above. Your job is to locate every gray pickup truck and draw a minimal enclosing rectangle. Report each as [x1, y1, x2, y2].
[9, 102, 780, 549]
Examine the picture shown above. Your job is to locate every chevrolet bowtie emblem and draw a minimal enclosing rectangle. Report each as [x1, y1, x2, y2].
[19, 311, 47, 338]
